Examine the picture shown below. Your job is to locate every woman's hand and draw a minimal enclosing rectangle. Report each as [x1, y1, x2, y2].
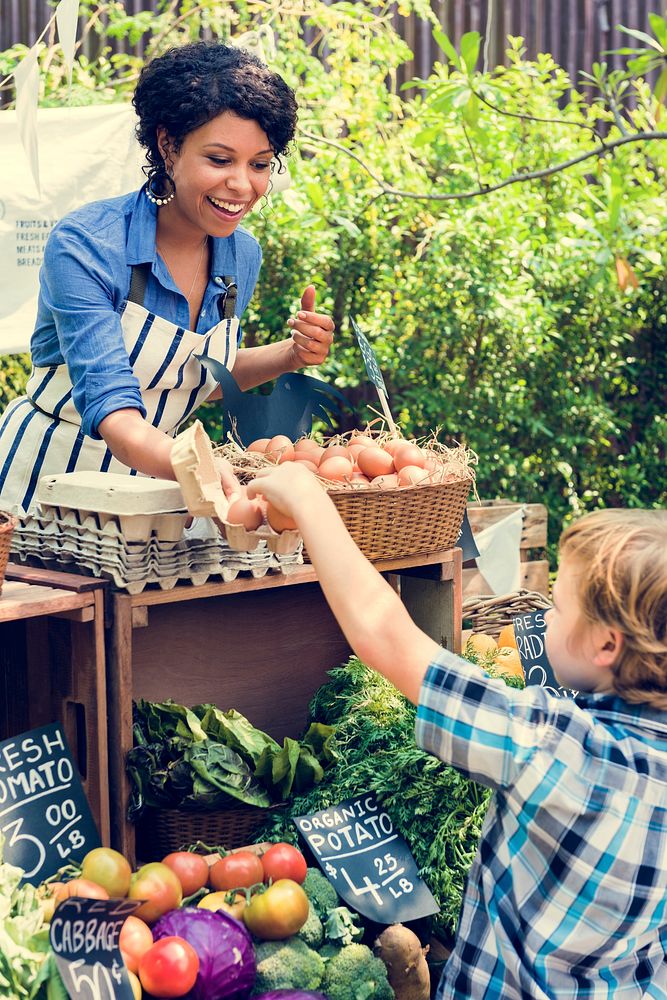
[287, 285, 334, 368]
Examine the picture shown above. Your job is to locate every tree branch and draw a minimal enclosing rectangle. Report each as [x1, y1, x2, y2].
[298, 128, 667, 202]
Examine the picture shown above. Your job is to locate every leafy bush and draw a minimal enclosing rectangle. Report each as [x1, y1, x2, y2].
[2, 5, 664, 556]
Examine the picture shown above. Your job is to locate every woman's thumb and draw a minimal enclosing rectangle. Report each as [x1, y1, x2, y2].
[301, 285, 316, 311]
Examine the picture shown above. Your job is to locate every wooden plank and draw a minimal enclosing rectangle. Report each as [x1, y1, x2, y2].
[0, 581, 94, 623]
[467, 502, 547, 548]
[5, 562, 107, 594]
[462, 560, 550, 598]
[106, 593, 138, 861]
[131, 549, 458, 608]
[51, 606, 95, 623]
[400, 548, 462, 654]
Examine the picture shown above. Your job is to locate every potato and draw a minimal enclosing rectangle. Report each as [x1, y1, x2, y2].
[373, 923, 430, 1000]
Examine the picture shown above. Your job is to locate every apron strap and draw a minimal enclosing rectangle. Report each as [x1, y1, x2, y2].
[129, 264, 237, 318]
[219, 276, 237, 320]
[128, 262, 151, 307]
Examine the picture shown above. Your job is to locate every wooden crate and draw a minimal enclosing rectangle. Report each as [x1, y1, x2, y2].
[464, 500, 549, 598]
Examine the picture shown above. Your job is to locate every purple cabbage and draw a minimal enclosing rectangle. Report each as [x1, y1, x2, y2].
[252, 994, 329, 999]
[152, 906, 256, 1000]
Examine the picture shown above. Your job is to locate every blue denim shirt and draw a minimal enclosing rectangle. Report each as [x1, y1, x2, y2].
[31, 188, 262, 438]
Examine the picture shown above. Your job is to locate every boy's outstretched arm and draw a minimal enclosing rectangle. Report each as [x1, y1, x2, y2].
[248, 463, 441, 703]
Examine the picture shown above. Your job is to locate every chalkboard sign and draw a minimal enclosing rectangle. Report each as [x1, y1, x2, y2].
[294, 792, 439, 923]
[50, 897, 139, 1000]
[0, 723, 101, 884]
[513, 608, 578, 698]
[349, 317, 388, 397]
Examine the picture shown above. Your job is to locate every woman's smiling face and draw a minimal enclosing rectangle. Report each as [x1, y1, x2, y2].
[159, 111, 273, 238]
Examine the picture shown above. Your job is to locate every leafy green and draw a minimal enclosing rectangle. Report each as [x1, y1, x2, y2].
[0, 835, 61, 999]
[259, 657, 517, 935]
[127, 699, 334, 821]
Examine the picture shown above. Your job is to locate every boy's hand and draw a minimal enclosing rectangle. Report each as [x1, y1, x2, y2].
[213, 455, 243, 500]
[247, 463, 321, 521]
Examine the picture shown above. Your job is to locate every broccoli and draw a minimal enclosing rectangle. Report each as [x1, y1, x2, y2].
[302, 866, 340, 915]
[323, 905, 364, 947]
[296, 901, 324, 949]
[321, 942, 395, 1000]
[251, 937, 325, 995]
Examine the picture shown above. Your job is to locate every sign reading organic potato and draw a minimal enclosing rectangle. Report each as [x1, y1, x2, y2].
[0, 723, 100, 884]
[294, 792, 438, 923]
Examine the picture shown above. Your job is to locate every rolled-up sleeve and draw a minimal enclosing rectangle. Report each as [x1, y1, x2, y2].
[416, 649, 563, 791]
[39, 224, 146, 438]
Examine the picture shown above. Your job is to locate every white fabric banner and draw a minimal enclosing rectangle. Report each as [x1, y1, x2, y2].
[0, 103, 144, 355]
[474, 506, 525, 596]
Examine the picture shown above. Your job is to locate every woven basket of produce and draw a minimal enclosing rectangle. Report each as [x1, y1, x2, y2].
[0, 511, 17, 594]
[216, 429, 476, 563]
[463, 589, 551, 639]
[136, 802, 273, 858]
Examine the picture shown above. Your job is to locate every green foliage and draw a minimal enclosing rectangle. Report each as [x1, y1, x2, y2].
[1, 4, 664, 550]
[259, 658, 493, 934]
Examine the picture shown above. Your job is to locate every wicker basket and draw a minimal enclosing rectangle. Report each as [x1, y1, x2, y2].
[310, 477, 472, 563]
[135, 802, 275, 859]
[0, 511, 17, 595]
[462, 589, 551, 639]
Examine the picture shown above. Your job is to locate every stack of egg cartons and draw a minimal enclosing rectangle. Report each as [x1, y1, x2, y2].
[10, 473, 300, 594]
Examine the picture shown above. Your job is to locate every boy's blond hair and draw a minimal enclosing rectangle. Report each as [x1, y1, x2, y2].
[559, 508, 667, 709]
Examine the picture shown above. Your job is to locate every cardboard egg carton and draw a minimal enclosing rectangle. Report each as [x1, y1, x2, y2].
[171, 421, 301, 555]
[36, 473, 189, 542]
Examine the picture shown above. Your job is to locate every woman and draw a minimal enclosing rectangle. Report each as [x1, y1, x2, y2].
[0, 42, 334, 512]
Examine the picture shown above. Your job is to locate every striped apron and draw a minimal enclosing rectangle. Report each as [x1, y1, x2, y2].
[0, 265, 238, 513]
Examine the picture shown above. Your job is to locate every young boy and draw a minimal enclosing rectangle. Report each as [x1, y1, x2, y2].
[248, 464, 667, 999]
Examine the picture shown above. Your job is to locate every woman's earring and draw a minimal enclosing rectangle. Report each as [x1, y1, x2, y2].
[145, 168, 176, 206]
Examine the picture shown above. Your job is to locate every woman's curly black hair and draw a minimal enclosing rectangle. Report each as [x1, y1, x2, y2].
[132, 41, 298, 177]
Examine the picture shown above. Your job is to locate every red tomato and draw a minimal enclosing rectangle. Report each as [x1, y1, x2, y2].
[261, 843, 307, 884]
[128, 862, 182, 925]
[209, 851, 265, 891]
[120, 915, 154, 974]
[161, 852, 210, 896]
[138, 937, 199, 998]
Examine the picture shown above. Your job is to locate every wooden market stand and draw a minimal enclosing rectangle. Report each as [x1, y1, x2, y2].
[107, 547, 462, 861]
[0, 564, 109, 843]
[2, 547, 462, 864]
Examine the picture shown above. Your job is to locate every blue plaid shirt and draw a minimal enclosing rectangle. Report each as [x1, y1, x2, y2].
[416, 649, 667, 998]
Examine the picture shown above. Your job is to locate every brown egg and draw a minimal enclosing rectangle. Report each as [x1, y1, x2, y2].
[349, 433, 377, 448]
[357, 447, 394, 479]
[397, 465, 430, 486]
[372, 473, 400, 489]
[348, 443, 368, 462]
[324, 444, 352, 461]
[350, 471, 371, 485]
[294, 437, 321, 454]
[266, 502, 297, 532]
[247, 438, 270, 453]
[382, 438, 405, 456]
[266, 435, 295, 464]
[294, 458, 319, 474]
[226, 498, 264, 530]
[393, 443, 426, 471]
[318, 456, 354, 482]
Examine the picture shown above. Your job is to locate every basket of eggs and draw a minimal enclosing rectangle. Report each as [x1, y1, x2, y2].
[217, 429, 476, 563]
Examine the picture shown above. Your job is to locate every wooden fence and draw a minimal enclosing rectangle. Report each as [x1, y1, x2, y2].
[0, 0, 655, 90]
